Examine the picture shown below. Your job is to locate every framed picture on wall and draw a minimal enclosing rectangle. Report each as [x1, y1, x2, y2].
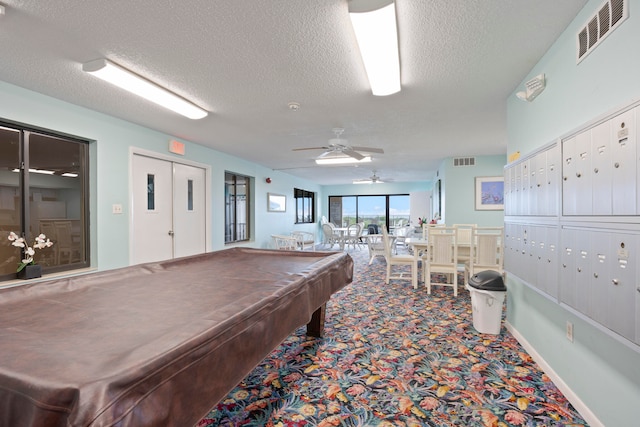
[475, 176, 504, 210]
[267, 193, 286, 212]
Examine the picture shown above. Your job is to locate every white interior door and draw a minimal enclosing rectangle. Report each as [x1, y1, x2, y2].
[173, 163, 206, 258]
[132, 154, 174, 264]
[132, 154, 207, 264]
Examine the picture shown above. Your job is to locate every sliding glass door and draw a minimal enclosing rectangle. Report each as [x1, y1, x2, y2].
[328, 194, 409, 232]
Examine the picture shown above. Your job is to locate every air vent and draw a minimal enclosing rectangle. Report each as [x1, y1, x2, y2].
[453, 157, 475, 167]
[577, 0, 627, 63]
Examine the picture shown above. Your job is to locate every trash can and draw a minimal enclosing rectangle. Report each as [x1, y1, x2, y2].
[465, 270, 506, 334]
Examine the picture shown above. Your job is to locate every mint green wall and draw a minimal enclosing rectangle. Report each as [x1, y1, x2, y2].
[0, 81, 321, 271]
[507, 1, 640, 425]
[438, 155, 506, 226]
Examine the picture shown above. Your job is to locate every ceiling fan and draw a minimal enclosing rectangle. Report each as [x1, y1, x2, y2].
[292, 128, 384, 160]
[353, 170, 387, 184]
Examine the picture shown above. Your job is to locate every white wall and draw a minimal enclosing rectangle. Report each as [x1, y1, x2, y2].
[507, 1, 640, 425]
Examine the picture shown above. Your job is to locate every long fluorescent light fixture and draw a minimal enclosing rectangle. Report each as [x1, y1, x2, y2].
[315, 156, 372, 165]
[349, 0, 401, 96]
[82, 59, 208, 120]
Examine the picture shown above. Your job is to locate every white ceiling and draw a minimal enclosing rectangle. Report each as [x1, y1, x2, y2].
[0, 0, 587, 185]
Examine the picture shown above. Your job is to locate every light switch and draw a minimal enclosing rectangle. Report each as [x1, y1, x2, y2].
[112, 204, 123, 214]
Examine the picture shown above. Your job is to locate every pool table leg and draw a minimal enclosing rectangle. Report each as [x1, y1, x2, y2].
[306, 303, 326, 337]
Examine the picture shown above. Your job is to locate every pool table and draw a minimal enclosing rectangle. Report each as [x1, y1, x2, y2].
[0, 247, 353, 427]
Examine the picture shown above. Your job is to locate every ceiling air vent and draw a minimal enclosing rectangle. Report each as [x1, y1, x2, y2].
[577, 0, 627, 63]
[453, 157, 475, 167]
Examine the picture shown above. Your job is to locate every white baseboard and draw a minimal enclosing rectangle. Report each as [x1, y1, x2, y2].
[505, 321, 604, 427]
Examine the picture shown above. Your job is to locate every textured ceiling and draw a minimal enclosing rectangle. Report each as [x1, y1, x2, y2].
[0, 0, 587, 185]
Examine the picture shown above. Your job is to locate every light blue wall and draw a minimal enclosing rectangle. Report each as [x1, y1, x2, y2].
[507, 1, 640, 425]
[437, 155, 506, 226]
[0, 81, 321, 271]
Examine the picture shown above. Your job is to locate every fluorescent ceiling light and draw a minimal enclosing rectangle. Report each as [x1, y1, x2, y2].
[82, 59, 208, 120]
[349, 1, 401, 96]
[315, 156, 372, 165]
[353, 179, 382, 184]
[13, 168, 55, 175]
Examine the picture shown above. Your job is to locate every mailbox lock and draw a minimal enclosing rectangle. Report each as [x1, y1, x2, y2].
[576, 172, 582, 178]
[594, 168, 599, 173]
[614, 162, 620, 168]
[593, 273, 598, 278]
[612, 279, 619, 286]
[577, 267, 582, 272]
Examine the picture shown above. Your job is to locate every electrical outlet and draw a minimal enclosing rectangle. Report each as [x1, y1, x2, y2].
[566, 321, 574, 342]
[112, 204, 123, 214]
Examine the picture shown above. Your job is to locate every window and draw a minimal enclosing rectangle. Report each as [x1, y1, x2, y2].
[294, 188, 315, 223]
[225, 172, 250, 243]
[1, 123, 90, 281]
[328, 194, 409, 232]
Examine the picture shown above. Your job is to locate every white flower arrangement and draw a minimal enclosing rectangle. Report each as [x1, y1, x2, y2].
[7, 231, 54, 273]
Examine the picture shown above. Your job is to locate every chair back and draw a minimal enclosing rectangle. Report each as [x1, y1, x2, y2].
[470, 227, 504, 272]
[453, 224, 476, 246]
[422, 223, 445, 239]
[426, 227, 458, 266]
[271, 234, 297, 250]
[380, 225, 393, 258]
[322, 223, 334, 239]
[367, 224, 379, 235]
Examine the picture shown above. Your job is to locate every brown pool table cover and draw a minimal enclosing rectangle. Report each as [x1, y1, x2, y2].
[0, 247, 353, 427]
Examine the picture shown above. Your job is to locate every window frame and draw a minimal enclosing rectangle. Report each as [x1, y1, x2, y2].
[0, 120, 91, 281]
[294, 188, 315, 224]
[224, 171, 251, 243]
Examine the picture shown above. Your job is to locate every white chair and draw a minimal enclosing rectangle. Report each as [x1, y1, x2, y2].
[453, 224, 476, 264]
[291, 231, 315, 250]
[365, 234, 385, 264]
[381, 225, 417, 287]
[393, 225, 411, 253]
[423, 226, 459, 296]
[344, 223, 363, 250]
[321, 223, 342, 249]
[464, 227, 504, 287]
[271, 234, 298, 250]
[422, 223, 445, 239]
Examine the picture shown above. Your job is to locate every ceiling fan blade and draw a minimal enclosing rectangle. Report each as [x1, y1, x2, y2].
[351, 146, 384, 154]
[342, 149, 364, 160]
[292, 146, 328, 151]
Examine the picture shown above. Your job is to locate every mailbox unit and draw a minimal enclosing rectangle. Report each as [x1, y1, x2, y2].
[504, 101, 640, 348]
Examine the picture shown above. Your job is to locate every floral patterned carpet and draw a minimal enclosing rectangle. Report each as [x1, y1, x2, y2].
[197, 247, 588, 427]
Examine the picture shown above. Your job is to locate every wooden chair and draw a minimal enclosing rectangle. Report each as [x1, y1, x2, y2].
[464, 227, 504, 287]
[271, 234, 298, 250]
[423, 226, 459, 296]
[453, 224, 476, 264]
[381, 225, 417, 287]
[422, 223, 445, 239]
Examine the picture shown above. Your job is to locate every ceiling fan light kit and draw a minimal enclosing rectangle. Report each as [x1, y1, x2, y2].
[315, 155, 372, 165]
[348, 0, 401, 96]
[82, 59, 208, 120]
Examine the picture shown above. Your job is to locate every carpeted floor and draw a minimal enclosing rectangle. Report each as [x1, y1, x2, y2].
[197, 245, 588, 427]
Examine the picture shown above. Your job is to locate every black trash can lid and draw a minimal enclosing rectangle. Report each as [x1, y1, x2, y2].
[468, 270, 506, 291]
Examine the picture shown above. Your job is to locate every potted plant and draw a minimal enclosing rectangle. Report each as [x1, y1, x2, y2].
[8, 232, 54, 279]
